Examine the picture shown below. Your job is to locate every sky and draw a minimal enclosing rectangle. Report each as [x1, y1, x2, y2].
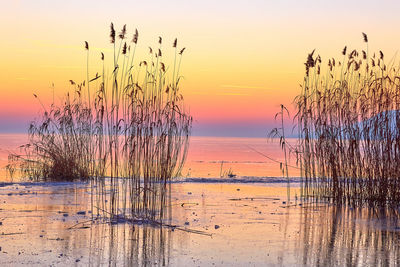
[1, 0, 400, 137]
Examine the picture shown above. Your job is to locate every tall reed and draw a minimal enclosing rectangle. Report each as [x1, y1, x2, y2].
[8, 90, 96, 181]
[9, 23, 192, 223]
[296, 33, 400, 207]
[269, 104, 291, 201]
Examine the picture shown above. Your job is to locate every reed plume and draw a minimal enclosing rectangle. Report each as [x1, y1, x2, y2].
[296, 33, 400, 207]
[8, 23, 192, 224]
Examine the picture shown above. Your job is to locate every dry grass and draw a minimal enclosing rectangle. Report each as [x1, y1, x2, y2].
[8, 92, 96, 181]
[8, 23, 192, 222]
[296, 33, 400, 207]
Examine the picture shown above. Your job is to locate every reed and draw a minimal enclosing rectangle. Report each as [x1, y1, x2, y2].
[295, 33, 400, 207]
[8, 91, 96, 181]
[9, 23, 192, 223]
[269, 104, 291, 202]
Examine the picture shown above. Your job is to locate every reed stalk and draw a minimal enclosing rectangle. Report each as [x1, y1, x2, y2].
[8, 23, 192, 223]
[295, 33, 400, 207]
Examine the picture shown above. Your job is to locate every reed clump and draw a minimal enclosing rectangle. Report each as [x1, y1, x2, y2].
[9, 23, 192, 222]
[8, 92, 96, 181]
[296, 33, 400, 207]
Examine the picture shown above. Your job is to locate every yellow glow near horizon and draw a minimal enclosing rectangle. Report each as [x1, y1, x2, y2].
[2, 0, 400, 135]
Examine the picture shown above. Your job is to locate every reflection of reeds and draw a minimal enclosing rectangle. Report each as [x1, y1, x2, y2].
[88, 224, 171, 266]
[298, 204, 400, 266]
[296, 33, 400, 206]
[9, 23, 192, 222]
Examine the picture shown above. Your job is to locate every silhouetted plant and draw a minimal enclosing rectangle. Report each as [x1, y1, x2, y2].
[8, 23, 192, 223]
[296, 32, 400, 207]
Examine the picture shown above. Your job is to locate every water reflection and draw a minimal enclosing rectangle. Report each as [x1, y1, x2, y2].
[87, 224, 171, 267]
[3, 182, 400, 266]
[298, 204, 400, 266]
[0, 182, 175, 266]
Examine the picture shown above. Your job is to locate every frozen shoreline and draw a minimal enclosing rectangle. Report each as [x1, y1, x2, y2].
[0, 182, 399, 266]
[0, 176, 302, 188]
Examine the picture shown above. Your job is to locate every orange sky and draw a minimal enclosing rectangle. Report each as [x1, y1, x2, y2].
[2, 0, 400, 136]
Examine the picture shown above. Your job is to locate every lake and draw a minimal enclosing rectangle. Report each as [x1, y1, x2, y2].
[0, 134, 399, 266]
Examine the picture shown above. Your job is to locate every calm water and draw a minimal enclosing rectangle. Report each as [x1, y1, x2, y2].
[1, 134, 399, 266]
[0, 134, 300, 182]
[183, 136, 299, 179]
[0, 182, 399, 266]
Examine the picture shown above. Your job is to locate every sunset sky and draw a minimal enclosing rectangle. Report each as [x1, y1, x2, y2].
[2, 0, 400, 136]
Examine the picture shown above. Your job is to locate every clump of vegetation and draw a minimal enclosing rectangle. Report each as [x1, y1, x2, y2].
[219, 161, 236, 178]
[8, 92, 97, 181]
[9, 23, 192, 222]
[296, 32, 400, 207]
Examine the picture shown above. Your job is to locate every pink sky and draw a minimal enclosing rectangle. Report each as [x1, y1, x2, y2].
[2, 0, 400, 136]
